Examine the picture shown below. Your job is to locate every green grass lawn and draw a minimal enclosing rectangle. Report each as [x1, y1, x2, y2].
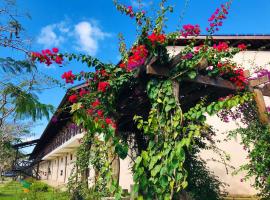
[0, 179, 69, 200]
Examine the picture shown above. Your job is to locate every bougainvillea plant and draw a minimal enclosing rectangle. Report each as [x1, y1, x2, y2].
[31, 0, 270, 199]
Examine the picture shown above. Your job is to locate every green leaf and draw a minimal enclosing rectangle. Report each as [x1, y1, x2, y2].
[149, 156, 159, 170]
[151, 164, 162, 177]
[175, 146, 185, 162]
[182, 181, 188, 188]
[160, 176, 168, 188]
[187, 70, 197, 79]
[141, 151, 149, 162]
[135, 156, 142, 165]
[165, 105, 172, 112]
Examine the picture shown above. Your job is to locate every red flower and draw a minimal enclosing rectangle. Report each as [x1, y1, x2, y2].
[127, 45, 148, 70]
[98, 81, 110, 92]
[180, 24, 200, 38]
[147, 33, 166, 44]
[31, 48, 63, 66]
[92, 99, 100, 107]
[119, 62, 126, 69]
[206, 1, 232, 34]
[97, 110, 103, 118]
[52, 48, 59, 53]
[105, 117, 116, 129]
[111, 122, 117, 129]
[126, 6, 134, 17]
[87, 109, 93, 115]
[238, 43, 247, 50]
[55, 56, 63, 64]
[213, 42, 229, 52]
[79, 89, 89, 97]
[100, 69, 108, 77]
[62, 71, 75, 84]
[44, 49, 52, 55]
[105, 118, 112, 124]
[68, 94, 78, 103]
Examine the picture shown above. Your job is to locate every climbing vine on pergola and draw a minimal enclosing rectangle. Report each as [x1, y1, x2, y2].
[31, 0, 270, 199]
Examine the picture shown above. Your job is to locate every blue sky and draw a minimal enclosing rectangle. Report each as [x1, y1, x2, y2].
[2, 0, 270, 151]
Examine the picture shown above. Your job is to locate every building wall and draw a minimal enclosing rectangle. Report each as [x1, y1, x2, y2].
[37, 47, 270, 195]
[167, 46, 270, 195]
[37, 152, 77, 186]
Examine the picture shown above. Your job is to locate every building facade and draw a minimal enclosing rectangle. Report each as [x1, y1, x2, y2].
[31, 35, 270, 197]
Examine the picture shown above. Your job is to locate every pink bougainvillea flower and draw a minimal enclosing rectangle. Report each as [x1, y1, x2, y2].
[237, 43, 247, 50]
[105, 117, 116, 129]
[127, 45, 148, 70]
[97, 81, 110, 92]
[119, 62, 127, 69]
[68, 94, 78, 103]
[31, 48, 63, 66]
[147, 33, 166, 45]
[92, 99, 101, 107]
[55, 56, 63, 64]
[97, 110, 104, 118]
[86, 109, 93, 115]
[206, 1, 231, 34]
[79, 89, 89, 97]
[180, 24, 200, 38]
[213, 42, 229, 52]
[62, 71, 75, 84]
[126, 6, 134, 17]
[182, 52, 193, 60]
[52, 47, 59, 53]
[105, 117, 112, 125]
[100, 69, 108, 77]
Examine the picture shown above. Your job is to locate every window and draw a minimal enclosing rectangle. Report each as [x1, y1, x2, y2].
[60, 170, 63, 176]
[61, 158, 63, 163]
[70, 154, 73, 161]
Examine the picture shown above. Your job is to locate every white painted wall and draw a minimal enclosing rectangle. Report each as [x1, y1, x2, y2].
[167, 46, 270, 195]
[119, 155, 134, 192]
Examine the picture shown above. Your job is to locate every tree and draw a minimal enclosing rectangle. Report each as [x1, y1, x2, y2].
[0, 122, 31, 181]
[0, 0, 57, 173]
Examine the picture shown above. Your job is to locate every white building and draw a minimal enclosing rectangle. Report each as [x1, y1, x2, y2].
[30, 35, 270, 198]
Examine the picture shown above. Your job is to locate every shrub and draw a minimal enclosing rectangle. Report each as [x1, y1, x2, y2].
[30, 181, 49, 192]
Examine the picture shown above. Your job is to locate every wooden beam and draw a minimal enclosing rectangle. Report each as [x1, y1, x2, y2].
[249, 75, 269, 87]
[261, 83, 270, 97]
[146, 57, 169, 76]
[146, 56, 208, 77]
[12, 139, 40, 149]
[185, 75, 237, 90]
[173, 80, 180, 103]
[253, 89, 269, 125]
[170, 52, 182, 68]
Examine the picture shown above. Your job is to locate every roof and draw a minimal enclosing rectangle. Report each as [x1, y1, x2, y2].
[30, 35, 270, 159]
[30, 83, 87, 159]
[170, 34, 270, 50]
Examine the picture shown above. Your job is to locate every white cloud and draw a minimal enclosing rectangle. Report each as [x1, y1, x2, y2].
[130, 0, 153, 8]
[37, 20, 110, 55]
[74, 21, 110, 55]
[37, 21, 70, 48]
[37, 25, 64, 48]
